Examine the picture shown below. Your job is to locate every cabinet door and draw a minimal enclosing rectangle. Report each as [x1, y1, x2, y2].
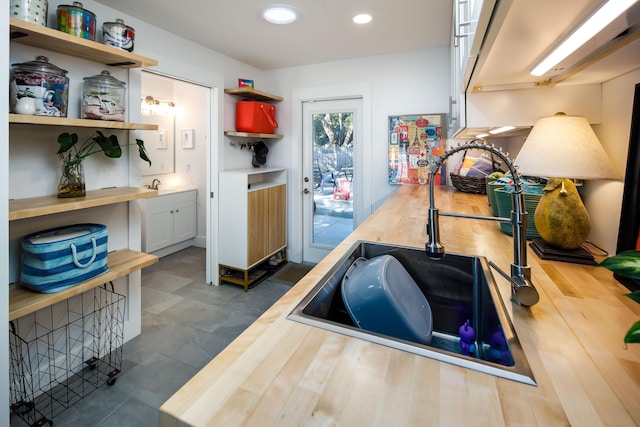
[267, 184, 287, 253]
[172, 199, 197, 243]
[145, 204, 173, 252]
[247, 188, 270, 266]
[247, 184, 286, 266]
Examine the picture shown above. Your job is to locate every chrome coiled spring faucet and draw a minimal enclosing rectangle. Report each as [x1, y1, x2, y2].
[426, 141, 540, 307]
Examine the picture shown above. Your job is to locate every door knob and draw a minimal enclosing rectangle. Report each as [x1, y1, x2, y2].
[303, 188, 310, 194]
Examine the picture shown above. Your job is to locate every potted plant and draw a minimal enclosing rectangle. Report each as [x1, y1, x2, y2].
[598, 250, 640, 345]
[56, 131, 151, 198]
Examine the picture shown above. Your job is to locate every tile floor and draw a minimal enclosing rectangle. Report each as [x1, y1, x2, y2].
[313, 213, 353, 246]
[11, 247, 309, 427]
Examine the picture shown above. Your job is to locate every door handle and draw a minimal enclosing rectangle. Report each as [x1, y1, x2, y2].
[303, 188, 310, 194]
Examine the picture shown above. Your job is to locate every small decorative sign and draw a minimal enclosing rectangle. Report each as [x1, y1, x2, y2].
[238, 79, 254, 88]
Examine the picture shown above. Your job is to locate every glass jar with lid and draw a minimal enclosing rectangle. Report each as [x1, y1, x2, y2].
[81, 70, 126, 121]
[10, 55, 69, 117]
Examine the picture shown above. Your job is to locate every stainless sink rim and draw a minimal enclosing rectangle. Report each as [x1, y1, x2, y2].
[286, 240, 537, 386]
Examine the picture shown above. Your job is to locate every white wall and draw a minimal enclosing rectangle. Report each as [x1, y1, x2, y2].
[466, 84, 603, 127]
[264, 48, 451, 262]
[462, 79, 640, 254]
[268, 48, 451, 202]
[141, 76, 210, 248]
[1, 8, 9, 427]
[589, 68, 640, 254]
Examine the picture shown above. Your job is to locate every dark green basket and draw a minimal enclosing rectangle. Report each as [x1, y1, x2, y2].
[494, 189, 542, 239]
[486, 180, 504, 216]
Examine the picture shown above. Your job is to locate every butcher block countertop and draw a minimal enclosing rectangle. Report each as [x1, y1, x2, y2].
[160, 185, 640, 426]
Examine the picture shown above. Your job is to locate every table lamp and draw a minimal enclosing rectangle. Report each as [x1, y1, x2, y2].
[514, 112, 619, 262]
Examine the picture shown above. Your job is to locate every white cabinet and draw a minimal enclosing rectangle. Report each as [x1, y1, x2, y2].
[142, 190, 197, 254]
[450, 0, 501, 136]
[219, 168, 287, 291]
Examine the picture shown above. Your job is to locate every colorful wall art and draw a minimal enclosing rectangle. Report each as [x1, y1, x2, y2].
[388, 113, 447, 185]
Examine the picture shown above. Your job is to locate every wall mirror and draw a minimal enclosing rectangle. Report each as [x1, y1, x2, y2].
[141, 71, 176, 175]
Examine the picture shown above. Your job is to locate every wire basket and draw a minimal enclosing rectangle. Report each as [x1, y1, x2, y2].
[494, 189, 542, 239]
[450, 173, 488, 194]
[9, 284, 125, 426]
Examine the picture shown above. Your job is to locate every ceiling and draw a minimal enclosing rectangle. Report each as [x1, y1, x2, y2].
[94, 0, 453, 70]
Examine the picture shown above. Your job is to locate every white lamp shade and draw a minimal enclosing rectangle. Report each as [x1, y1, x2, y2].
[515, 113, 619, 180]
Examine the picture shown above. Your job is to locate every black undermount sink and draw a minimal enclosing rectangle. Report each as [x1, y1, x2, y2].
[287, 241, 536, 386]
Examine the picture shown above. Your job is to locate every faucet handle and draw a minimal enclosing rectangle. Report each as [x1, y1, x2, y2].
[425, 208, 445, 259]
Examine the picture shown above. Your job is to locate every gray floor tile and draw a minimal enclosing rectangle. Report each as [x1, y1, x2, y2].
[112, 352, 199, 409]
[141, 286, 184, 315]
[93, 398, 158, 427]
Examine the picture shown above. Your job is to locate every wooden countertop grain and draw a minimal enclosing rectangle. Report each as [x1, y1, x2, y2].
[159, 185, 640, 426]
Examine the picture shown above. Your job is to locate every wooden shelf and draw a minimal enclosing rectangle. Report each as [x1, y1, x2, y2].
[9, 249, 158, 321]
[10, 17, 157, 68]
[224, 131, 283, 139]
[9, 114, 158, 130]
[10, 187, 158, 221]
[224, 88, 282, 139]
[224, 88, 283, 102]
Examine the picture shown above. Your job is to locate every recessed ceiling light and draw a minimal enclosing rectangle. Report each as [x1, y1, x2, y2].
[262, 5, 298, 25]
[353, 14, 372, 24]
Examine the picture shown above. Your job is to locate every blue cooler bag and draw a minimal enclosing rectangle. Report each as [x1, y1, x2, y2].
[20, 224, 109, 293]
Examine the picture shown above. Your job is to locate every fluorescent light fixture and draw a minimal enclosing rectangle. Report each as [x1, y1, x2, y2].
[353, 14, 372, 24]
[531, 0, 639, 76]
[262, 5, 297, 24]
[475, 133, 490, 138]
[489, 126, 516, 135]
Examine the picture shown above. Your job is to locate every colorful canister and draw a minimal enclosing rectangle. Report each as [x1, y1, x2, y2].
[56, 2, 96, 41]
[82, 70, 127, 121]
[10, 0, 48, 26]
[102, 18, 135, 52]
[10, 56, 69, 117]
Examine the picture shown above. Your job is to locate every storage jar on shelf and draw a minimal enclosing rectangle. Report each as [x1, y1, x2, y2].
[81, 70, 126, 121]
[10, 55, 69, 117]
[102, 18, 135, 52]
[56, 2, 97, 40]
[10, 0, 48, 26]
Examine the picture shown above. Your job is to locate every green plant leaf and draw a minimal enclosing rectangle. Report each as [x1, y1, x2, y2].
[136, 139, 152, 166]
[56, 132, 78, 154]
[597, 250, 640, 279]
[92, 131, 122, 158]
[624, 320, 640, 344]
[626, 290, 640, 304]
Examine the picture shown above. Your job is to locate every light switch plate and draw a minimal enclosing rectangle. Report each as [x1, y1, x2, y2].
[181, 129, 194, 148]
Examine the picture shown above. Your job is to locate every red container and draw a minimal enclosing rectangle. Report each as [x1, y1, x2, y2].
[236, 101, 279, 134]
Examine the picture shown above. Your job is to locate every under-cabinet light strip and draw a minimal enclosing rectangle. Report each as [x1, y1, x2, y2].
[530, 0, 640, 76]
